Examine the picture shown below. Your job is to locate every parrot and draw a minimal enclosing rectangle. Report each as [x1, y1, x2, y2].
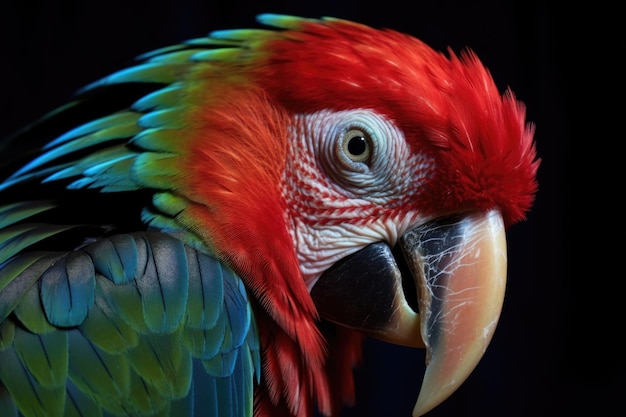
[0, 13, 539, 417]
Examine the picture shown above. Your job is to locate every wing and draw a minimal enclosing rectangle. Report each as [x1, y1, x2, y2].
[0, 230, 260, 417]
[0, 34, 261, 417]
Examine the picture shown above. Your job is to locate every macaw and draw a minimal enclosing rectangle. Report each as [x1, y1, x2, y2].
[0, 13, 539, 417]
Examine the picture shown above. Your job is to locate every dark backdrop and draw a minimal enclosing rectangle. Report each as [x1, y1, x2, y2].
[1, 1, 620, 416]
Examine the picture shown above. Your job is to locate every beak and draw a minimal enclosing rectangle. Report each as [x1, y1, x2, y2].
[311, 209, 507, 416]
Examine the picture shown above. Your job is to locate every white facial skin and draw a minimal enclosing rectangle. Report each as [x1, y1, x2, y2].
[283, 109, 436, 289]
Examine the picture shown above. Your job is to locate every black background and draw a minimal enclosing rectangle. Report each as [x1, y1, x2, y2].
[1, 1, 621, 416]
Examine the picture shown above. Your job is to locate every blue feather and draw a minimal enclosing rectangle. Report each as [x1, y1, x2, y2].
[134, 233, 189, 333]
[40, 252, 95, 327]
[83, 234, 138, 285]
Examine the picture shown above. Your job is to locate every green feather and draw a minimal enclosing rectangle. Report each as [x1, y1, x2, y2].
[0, 253, 62, 323]
[13, 328, 68, 388]
[0, 318, 15, 350]
[0, 347, 65, 417]
[13, 282, 56, 334]
[96, 272, 149, 333]
[78, 280, 139, 354]
[67, 329, 131, 404]
[65, 382, 104, 417]
[182, 326, 223, 360]
[130, 128, 183, 153]
[152, 192, 189, 218]
[123, 370, 169, 416]
[132, 152, 180, 189]
[126, 334, 191, 398]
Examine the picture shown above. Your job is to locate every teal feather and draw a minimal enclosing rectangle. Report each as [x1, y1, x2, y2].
[135, 36, 239, 62]
[134, 44, 189, 60]
[44, 119, 138, 163]
[70, 154, 138, 192]
[240, 345, 257, 413]
[256, 13, 313, 29]
[214, 358, 244, 417]
[64, 177, 99, 190]
[134, 233, 188, 333]
[245, 323, 261, 384]
[83, 234, 138, 284]
[0, 384, 18, 417]
[40, 251, 95, 327]
[221, 267, 250, 348]
[140, 209, 187, 236]
[81, 63, 182, 92]
[188, 48, 243, 62]
[185, 249, 224, 329]
[202, 349, 239, 378]
[0, 164, 75, 191]
[144, 49, 207, 64]
[208, 28, 278, 42]
[45, 145, 137, 184]
[45, 112, 141, 149]
[0, 201, 56, 229]
[132, 85, 185, 112]
[184, 37, 240, 47]
[10, 113, 140, 179]
[0, 224, 76, 265]
[138, 108, 187, 130]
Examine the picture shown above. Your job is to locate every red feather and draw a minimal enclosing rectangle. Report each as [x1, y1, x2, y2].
[168, 16, 538, 417]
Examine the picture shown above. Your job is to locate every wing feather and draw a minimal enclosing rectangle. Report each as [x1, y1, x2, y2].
[0, 232, 259, 417]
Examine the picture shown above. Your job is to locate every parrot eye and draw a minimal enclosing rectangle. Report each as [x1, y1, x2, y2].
[342, 129, 372, 163]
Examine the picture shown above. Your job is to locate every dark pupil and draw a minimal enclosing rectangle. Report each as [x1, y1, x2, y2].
[347, 136, 367, 155]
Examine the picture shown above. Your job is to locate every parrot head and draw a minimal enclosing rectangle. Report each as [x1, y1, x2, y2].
[0, 13, 539, 417]
[165, 15, 538, 416]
